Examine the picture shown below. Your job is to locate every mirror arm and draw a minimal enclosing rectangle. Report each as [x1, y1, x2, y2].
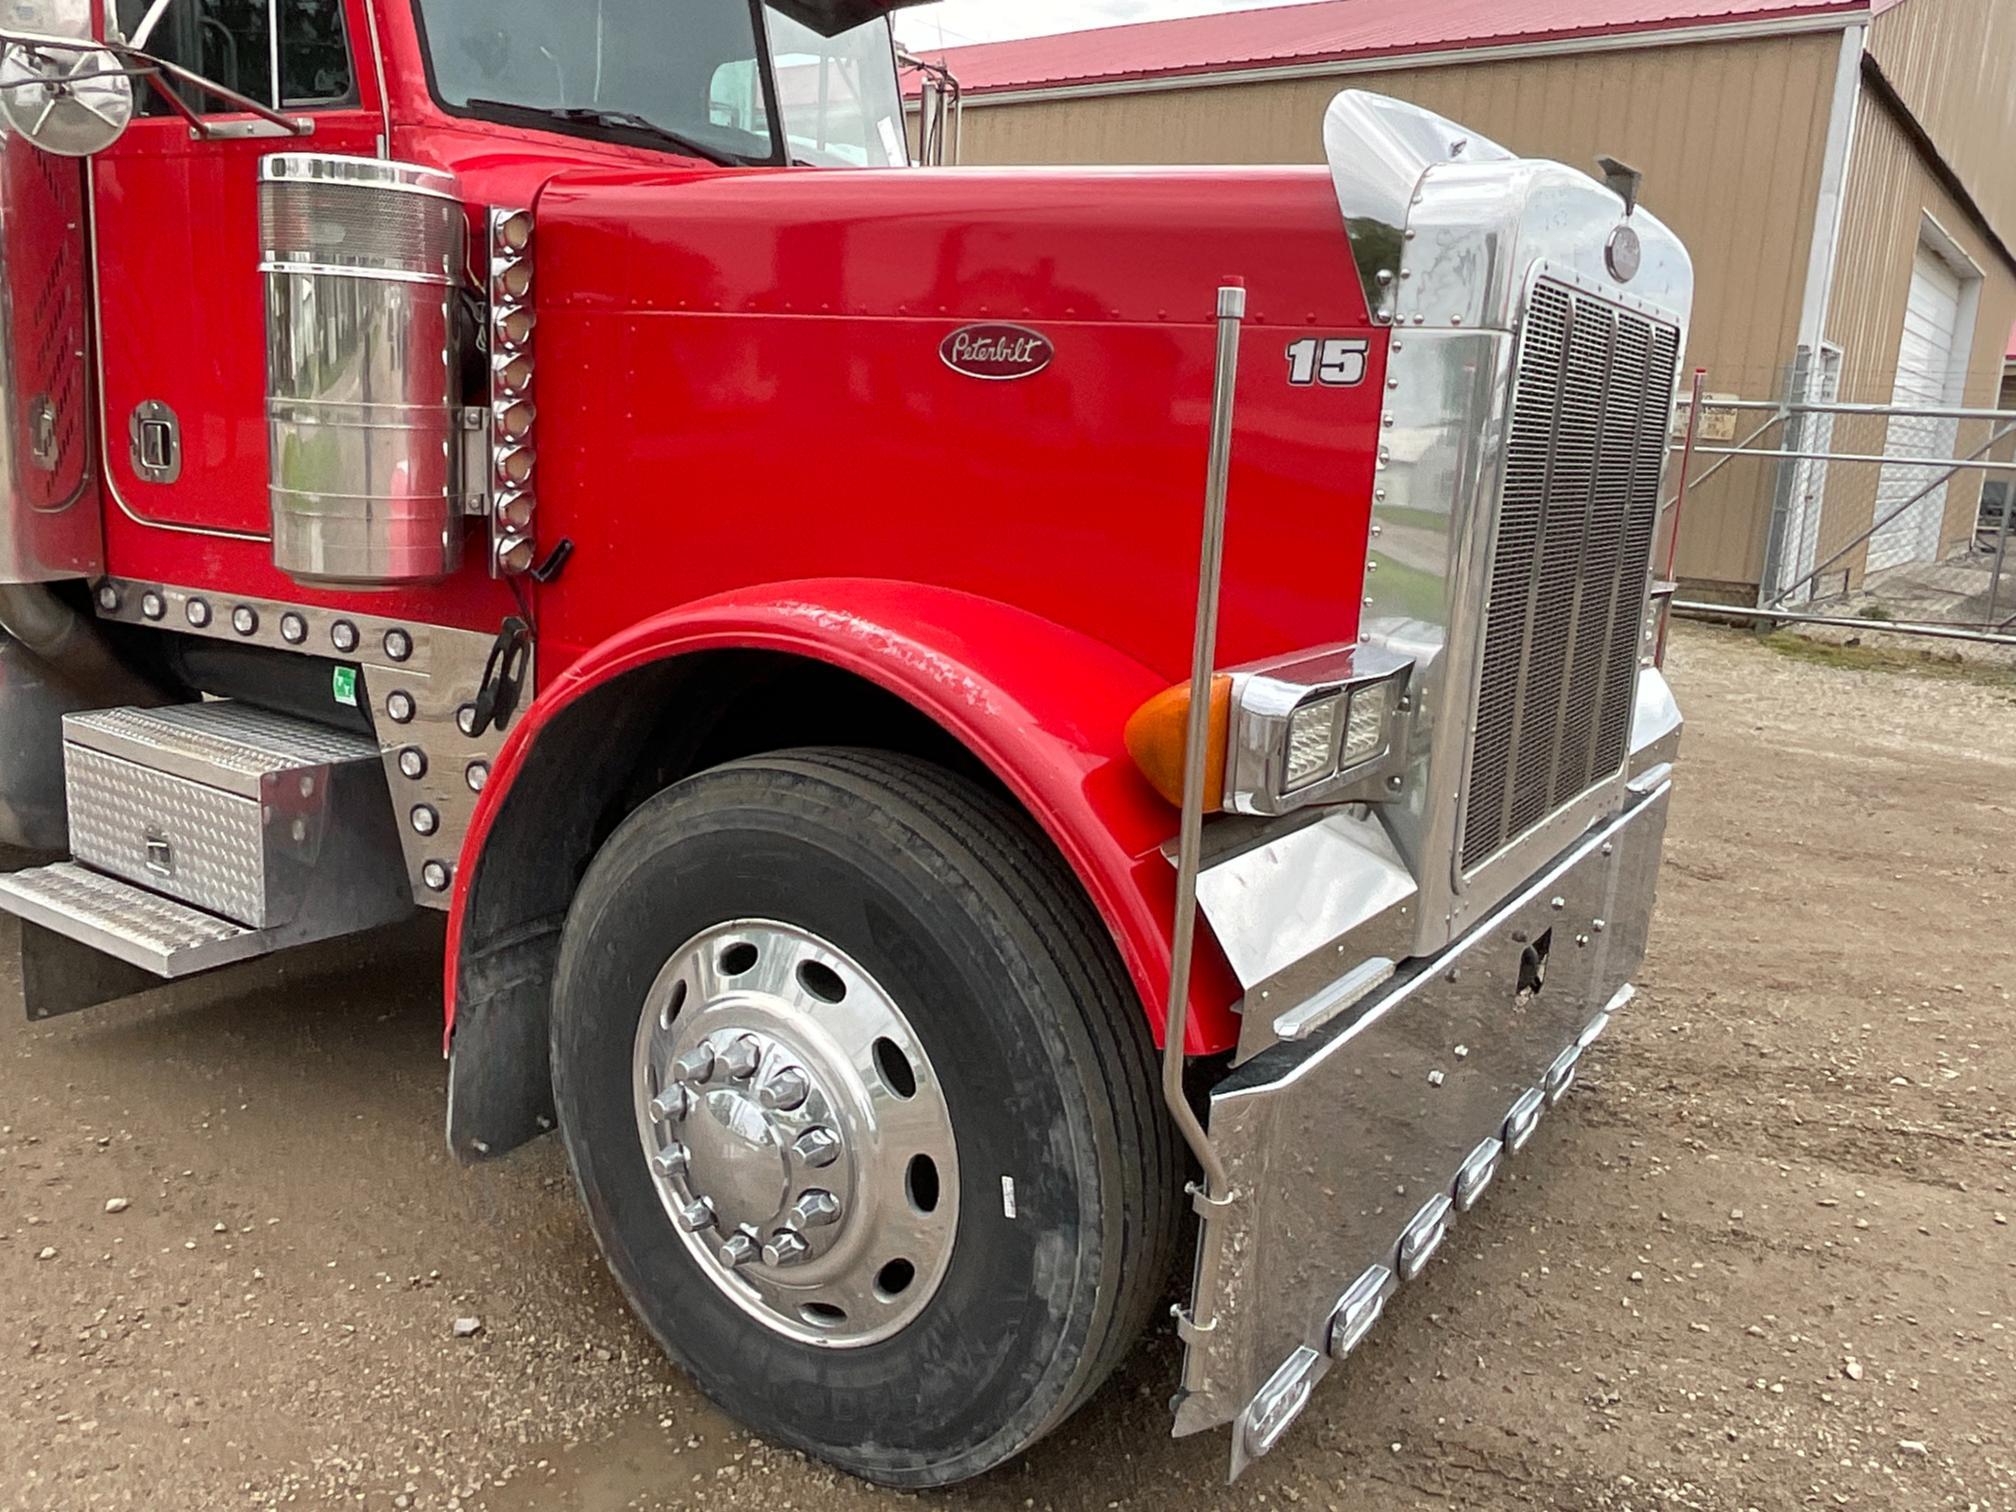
[134, 50, 311, 137]
[0, 63, 151, 90]
[0, 30, 310, 139]
[126, 0, 176, 50]
[133, 60, 204, 132]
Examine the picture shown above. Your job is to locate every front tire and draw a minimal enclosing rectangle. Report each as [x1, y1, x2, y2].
[550, 748, 1180, 1487]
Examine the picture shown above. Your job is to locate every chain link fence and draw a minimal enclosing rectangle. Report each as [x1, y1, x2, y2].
[1669, 358, 2016, 645]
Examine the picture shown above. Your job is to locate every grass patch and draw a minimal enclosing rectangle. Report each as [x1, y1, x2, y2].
[1757, 629, 2016, 690]
[1375, 504, 1451, 533]
[1364, 554, 1449, 620]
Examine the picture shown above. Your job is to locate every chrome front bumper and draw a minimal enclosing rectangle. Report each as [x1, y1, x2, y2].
[1172, 774, 1672, 1472]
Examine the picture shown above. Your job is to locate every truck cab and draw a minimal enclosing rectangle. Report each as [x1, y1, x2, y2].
[0, 0, 1690, 1487]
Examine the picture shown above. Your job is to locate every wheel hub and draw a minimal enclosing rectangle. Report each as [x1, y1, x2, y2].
[633, 921, 959, 1348]
[685, 1076, 796, 1231]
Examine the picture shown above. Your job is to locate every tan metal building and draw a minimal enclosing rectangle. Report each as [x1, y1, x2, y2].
[914, 0, 2016, 601]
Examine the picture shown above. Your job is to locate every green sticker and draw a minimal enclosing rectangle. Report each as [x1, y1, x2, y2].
[332, 666, 358, 707]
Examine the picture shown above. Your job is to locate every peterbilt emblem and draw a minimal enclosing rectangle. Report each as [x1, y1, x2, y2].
[1606, 224, 1643, 283]
[940, 324, 1053, 381]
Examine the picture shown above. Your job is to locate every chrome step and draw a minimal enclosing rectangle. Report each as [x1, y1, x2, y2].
[0, 861, 267, 977]
[1, 700, 417, 1020]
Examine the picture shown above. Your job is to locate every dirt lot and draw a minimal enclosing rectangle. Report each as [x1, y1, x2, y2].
[4, 623, 2014, 1512]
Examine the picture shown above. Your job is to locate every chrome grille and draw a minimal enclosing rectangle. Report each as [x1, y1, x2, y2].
[1461, 280, 1679, 873]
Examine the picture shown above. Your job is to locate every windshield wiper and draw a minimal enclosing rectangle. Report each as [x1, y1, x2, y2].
[464, 99, 745, 166]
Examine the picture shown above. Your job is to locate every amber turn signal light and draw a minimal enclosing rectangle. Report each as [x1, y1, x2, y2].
[1124, 674, 1233, 810]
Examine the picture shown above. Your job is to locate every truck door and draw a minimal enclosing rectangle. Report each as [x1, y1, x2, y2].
[92, 0, 384, 539]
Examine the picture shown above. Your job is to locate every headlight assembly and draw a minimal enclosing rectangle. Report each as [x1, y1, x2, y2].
[1223, 645, 1412, 816]
[1122, 645, 1412, 818]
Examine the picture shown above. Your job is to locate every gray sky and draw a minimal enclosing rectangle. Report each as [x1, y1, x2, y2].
[893, 0, 1298, 49]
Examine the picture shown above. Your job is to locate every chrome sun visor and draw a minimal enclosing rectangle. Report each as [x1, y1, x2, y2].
[1321, 90, 1514, 322]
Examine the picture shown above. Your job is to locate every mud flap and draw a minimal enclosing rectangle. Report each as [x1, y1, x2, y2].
[5, 913, 166, 1020]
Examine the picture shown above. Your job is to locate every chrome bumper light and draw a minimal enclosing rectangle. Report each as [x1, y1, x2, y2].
[1224, 644, 1412, 816]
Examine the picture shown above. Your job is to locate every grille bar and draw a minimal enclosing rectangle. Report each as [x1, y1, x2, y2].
[1461, 280, 1679, 873]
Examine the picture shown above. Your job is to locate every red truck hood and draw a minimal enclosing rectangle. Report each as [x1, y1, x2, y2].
[509, 163, 1388, 682]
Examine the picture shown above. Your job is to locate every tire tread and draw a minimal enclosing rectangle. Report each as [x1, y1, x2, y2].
[760, 749, 1182, 1445]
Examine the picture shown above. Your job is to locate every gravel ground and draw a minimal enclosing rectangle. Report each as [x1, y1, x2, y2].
[4, 623, 2013, 1511]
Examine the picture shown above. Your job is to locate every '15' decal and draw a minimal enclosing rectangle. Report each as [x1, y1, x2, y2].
[1285, 336, 1369, 388]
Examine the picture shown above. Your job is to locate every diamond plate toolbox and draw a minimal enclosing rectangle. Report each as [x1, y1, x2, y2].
[62, 703, 398, 930]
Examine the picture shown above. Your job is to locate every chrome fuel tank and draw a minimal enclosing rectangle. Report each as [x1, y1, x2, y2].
[260, 155, 468, 587]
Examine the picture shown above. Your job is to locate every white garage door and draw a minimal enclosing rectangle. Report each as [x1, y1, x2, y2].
[1870, 246, 1967, 569]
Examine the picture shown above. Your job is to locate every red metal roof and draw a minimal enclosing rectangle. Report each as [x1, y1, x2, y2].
[906, 0, 1870, 96]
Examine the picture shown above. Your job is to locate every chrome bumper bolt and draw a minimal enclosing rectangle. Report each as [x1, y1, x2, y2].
[672, 1045, 717, 1084]
[789, 1190, 841, 1229]
[759, 1066, 811, 1112]
[650, 1143, 689, 1178]
[762, 1228, 811, 1268]
[719, 1034, 762, 1081]
[718, 1231, 759, 1268]
[674, 1195, 715, 1233]
[792, 1127, 842, 1169]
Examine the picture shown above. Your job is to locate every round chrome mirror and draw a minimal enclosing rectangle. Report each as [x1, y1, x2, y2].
[0, 41, 134, 157]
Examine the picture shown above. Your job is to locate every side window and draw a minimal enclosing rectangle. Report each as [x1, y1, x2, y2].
[279, 0, 353, 105]
[119, 0, 270, 114]
[708, 60, 767, 137]
[117, 0, 355, 117]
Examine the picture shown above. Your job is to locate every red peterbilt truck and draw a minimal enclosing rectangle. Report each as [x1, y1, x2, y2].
[0, 0, 1691, 1487]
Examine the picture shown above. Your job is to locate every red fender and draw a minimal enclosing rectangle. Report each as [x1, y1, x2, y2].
[445, 579, 1241, 1056]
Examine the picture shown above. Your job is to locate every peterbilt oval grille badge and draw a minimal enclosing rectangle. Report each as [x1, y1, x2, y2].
[940, 323, 1054, 381]
[1606, 224, 1643, 284]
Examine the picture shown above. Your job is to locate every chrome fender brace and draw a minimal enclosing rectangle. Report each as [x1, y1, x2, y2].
[1163, 281, 1247, 1348]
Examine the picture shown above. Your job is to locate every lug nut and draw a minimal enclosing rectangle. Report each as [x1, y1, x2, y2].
[672, 1045, 716, 1084]
[718, 1231, 760, 1268]
[760, 1066, 811, 1112]
[719, 1035, 762, 1081]
[650, 1143, 689, 1177]
[790, 1190, 841, 1229]
[762, 1228, 811, 1267]
[674, 1195, 715, 1233]
[652, 1086, 693, 1121]
[792, 1127, 841, 1169]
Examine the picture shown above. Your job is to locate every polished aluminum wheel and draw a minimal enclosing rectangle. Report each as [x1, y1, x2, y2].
[633, 919, 959, 1347]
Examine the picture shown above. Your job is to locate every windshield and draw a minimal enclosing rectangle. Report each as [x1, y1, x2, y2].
[414, 0, 906, 168]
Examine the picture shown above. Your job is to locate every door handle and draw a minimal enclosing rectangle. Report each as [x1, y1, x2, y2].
[129, 401, 181, 483]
